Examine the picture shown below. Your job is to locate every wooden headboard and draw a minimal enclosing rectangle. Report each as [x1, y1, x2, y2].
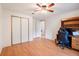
[61, 17, 79, 30]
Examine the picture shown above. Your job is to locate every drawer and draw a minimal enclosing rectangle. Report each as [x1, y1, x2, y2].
[72, 43, 79, 46]
[72, 43, 79, 50]
[72, 37, 79, 40]
[72, 46, 79, 50]
[72, 39, 79, 43]
[72, 40, 79, 43]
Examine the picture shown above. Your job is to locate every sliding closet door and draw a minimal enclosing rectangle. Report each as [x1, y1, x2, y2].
[22, 18, 29, 42]
[12, 17, 21, 44]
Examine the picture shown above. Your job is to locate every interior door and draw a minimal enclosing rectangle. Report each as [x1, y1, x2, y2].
[21, 18, 29, 42]
[40, 21, 45, 37]
[12, 17, 21, 44]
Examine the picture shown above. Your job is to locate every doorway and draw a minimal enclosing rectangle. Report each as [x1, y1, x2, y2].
[39, 20, 46, 38]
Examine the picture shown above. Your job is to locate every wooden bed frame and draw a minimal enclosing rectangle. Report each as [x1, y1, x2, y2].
[61, 16, 79, 30]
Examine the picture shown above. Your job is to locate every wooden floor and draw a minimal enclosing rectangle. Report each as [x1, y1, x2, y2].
[1, 38, 79, 56]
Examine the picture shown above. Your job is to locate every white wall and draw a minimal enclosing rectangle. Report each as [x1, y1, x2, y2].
[32, 18, 37, 38]
[33, 19, 42, 38]
[46, 16, 61, 40]
[46, 9, 79, 40]
[2, 9, 34, 47]
[0, 4, 3, 54]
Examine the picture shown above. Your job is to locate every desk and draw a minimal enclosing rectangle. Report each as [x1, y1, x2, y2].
[71, 36, 79, 50]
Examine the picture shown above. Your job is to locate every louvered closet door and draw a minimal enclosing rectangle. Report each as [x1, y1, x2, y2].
[21, 18, 29, 42]
[12, 17, 21, 44]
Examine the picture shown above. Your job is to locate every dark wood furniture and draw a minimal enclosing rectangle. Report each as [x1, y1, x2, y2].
[61, 16, 79, 50]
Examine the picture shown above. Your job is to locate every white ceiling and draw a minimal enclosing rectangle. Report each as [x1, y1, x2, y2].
[1, 3, 79, 20]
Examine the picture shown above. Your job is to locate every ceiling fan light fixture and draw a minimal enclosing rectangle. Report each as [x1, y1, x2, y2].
[41, 10, 47, 13]
[36, 3, 55, 13]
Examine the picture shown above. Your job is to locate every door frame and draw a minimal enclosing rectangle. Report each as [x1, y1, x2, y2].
[39, 20, 46, 38]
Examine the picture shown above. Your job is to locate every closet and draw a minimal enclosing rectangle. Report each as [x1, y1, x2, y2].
[11, 16, 29, 45]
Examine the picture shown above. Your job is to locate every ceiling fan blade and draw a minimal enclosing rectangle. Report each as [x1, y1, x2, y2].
[36, 3, 41, 7]
[47, 10, 54, 12]
[48, 3, 55, 8]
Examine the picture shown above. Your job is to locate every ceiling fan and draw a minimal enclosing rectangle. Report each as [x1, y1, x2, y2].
[35, 3, 55, 13]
